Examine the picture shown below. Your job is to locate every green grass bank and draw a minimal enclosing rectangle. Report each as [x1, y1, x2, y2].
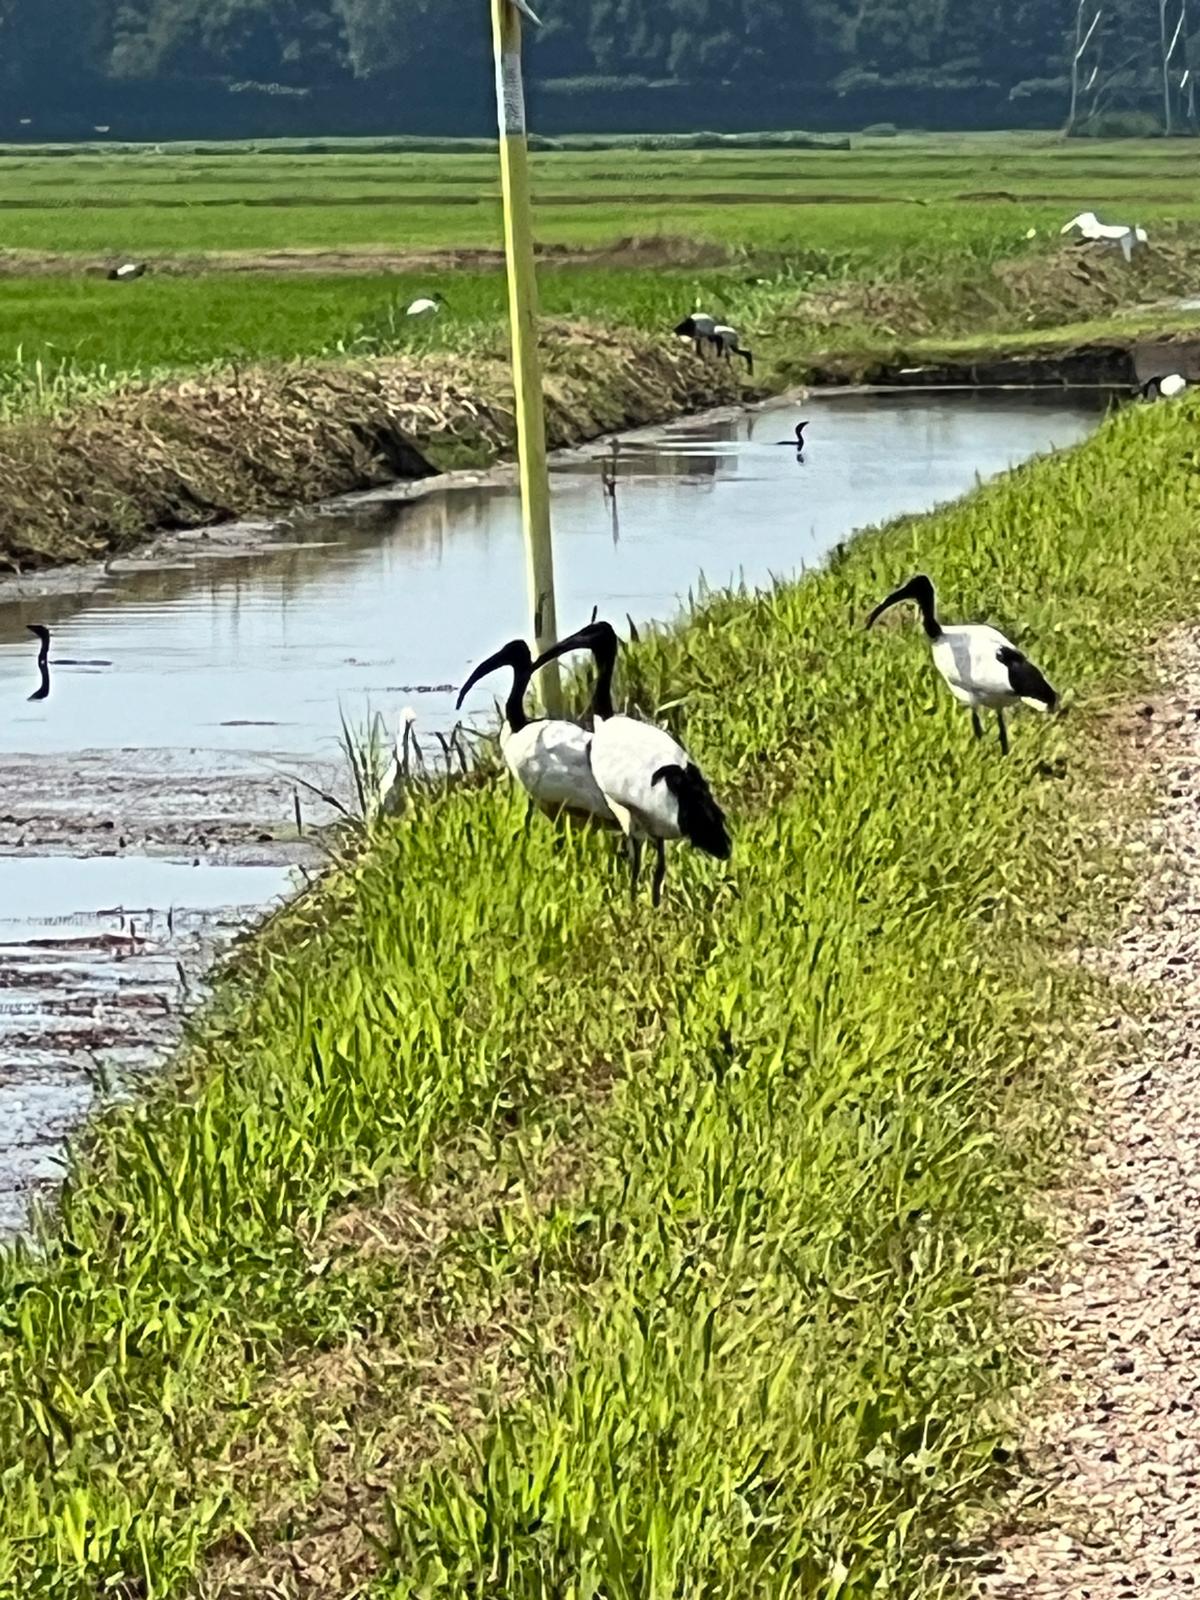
[2, 395, 1198, 1595]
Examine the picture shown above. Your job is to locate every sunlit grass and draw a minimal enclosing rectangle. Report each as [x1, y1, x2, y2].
[0, 395, 1197, 1594]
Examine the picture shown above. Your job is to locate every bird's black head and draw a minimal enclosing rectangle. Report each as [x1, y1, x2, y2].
[533, 619, 621, 721]
[795, 420, 809, 443]
[532, 619, 619, 675]
[27, 623, 50, 649]
[455, 638, 533, 710]
[865, 574, 937, 632]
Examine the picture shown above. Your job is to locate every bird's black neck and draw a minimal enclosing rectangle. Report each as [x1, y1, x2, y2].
[917, 598, 942, 641]
[590, 643, 617, 722]
[505, 666, 533, 732]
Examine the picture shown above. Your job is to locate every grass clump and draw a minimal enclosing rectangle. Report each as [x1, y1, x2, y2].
[1, 395, 1198, 1594]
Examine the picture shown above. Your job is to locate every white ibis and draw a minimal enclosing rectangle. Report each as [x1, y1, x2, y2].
[456, 639, 614, 827]
[108, 262, 147, 281]
[711, 325, 754, 374]
[1138, 373, 1187, 400]
[865, 574, 1057, 756]
[1060, 212, 1148, 263]
[405, 293, 446, 317]
[533, 620, 730, 905]
[674, 311, 717, 355]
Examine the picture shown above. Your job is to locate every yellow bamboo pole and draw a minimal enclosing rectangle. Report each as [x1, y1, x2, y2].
[490, 0, 562, 715]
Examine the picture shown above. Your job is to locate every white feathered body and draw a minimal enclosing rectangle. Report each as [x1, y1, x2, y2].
[500, 720, 615, 825]
[406, 297, 440, 317]
[588, 715, 689, 841]
[931, 625, 1051, 713]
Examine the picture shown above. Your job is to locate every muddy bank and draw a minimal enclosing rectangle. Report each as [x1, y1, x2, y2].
[804, 334, 1200, 391]
[0, 322, 746, 572]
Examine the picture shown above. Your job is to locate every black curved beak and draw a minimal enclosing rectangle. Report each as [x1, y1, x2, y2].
[456, 639, 530, 710]
[531, 627, 592, 673]
[865, 586, 909, 630]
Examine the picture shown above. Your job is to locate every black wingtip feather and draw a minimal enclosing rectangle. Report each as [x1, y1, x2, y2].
[652, 763, 731, 860]
[997, 645, 1057, 709]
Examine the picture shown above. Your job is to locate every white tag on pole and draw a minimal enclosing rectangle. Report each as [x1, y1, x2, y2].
[496, 49, 527, 136]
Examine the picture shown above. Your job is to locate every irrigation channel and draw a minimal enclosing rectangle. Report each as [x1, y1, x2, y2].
[0, 387, 1108, 1237]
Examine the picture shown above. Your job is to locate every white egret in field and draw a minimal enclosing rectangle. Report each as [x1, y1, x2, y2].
[1060, 211, 1148, 263]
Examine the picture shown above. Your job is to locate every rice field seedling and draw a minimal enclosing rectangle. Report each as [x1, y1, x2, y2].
[0, 394, 1197, 1595]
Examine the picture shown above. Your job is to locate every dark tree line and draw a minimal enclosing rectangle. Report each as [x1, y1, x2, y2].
[1, 0, 1196, 129]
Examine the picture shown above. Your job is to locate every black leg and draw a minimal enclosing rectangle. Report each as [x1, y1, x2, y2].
[627, 837, 642, 903]
[651, 840, 667, 908]
[971, 710, 984, 742]
[523, 795, 536, 832]
[997, 711, 1009, 757]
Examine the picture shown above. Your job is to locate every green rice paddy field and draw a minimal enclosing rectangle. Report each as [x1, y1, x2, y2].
[0, 131, 1198, 388]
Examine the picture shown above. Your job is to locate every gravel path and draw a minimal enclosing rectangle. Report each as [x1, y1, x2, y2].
[978, 635, 1200, 1598]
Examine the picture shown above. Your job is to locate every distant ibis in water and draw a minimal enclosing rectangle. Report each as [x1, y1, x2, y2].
[533, 619, 730, 905]
[26, 625, 49, 701]
[774, 420, 808, 452]
[457, 639, 615, 827]
[865, 574, 1057, 756]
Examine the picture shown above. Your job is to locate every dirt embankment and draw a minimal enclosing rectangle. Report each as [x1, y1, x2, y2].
[783, 239, 1200, 387]
[0, 322, 747, 572]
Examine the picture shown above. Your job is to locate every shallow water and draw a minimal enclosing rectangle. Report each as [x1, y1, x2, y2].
[0, 388, 1107, 1232]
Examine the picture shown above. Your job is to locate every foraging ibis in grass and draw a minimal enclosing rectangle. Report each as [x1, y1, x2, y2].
[1138, 372, 1187, 400]
[405, 293, 446, 317]
[674, 311, 717, 355]
[533, 619, 730, 906]
[1060, 211, 1148, 263]
[26, 625, 49, 702]
[710, 324, 754, 374]
[108, 262, 147, 281]
[865, 574, 1057, 756]
[457, 638, 615, 827]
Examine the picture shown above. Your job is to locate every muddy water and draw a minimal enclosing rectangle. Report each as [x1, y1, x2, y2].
[0, 389, 1105, 1234]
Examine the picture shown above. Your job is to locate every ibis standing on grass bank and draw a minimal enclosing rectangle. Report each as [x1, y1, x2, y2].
[406, 293, 446, 318]
[107, 262, 147, 281]
[674, 312, 717, 356]
[711, 325, 754, 374]
[533, 620, 730, 906]
[457, 639, 615, 827]
[865, 575, 1057, 756]
[1139, 373, 1188, 400]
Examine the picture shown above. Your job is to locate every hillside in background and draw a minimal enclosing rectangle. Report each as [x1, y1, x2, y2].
[2, 0, 1197, 139]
